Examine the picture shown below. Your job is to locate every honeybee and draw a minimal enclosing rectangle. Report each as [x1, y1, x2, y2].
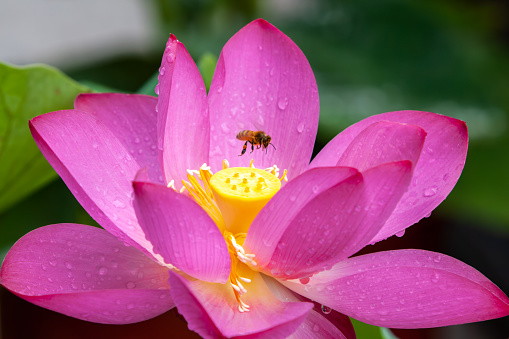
[236, 130, 276, 156]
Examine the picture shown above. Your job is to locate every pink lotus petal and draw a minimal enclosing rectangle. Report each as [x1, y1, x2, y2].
[288, 309, 355, 339]
[310, 111, 468, 242]
[336, 121, 426, 171]
[74, 93, 163, 184]
[132, 179, 230, 283]
[157, 35, 209, 187]
[30, 110, 156, 258]
[168, 271, 313, 338]
[283, 249, 509, 328]
[0, 224, 173, 324]
[244, 166, 359, 268]
[208, 19, 319, 178]
[261, 275, 355, 339]
[261, 161, 413, 280]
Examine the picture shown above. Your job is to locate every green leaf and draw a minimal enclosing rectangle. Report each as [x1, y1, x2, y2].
[350, 318, 384, 339]
[197, 53, 217, 92]
[136, 71, 159, 96]
[0, 62, 91, 213]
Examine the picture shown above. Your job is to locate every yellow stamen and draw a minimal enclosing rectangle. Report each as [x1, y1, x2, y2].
[182, 160, 285, 312]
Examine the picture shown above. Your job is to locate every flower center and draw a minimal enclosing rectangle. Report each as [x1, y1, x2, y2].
[209, 163, 282, 234]
[180, 160, 286, 312]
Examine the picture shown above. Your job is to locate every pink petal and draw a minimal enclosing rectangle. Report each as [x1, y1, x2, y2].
[336, 121, 426, 171]
[74, 93, 162, 184]
[30, 110, 157, 258]
[261, 275, 356, 339]
[132, 179, 230, 283]
[208, 19, 319, 178]
[168, 271, 313, 338]
[157, 35, 209, 187]
[244, 166, 359, 268]
[0, 224, 173, 324]
[289, 309, 355, 339]
[283, 249, 509, 328]
[310, 111, 468, 242]
[259, 161, 413, 280]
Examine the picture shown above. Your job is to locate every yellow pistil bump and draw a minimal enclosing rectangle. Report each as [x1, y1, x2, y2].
[209, 167, 281, 235]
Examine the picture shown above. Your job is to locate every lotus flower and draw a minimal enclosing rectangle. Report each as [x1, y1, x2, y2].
[1, 19, 508, 338]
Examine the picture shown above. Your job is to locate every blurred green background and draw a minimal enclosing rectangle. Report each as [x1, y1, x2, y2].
[1, 0, 508, 338]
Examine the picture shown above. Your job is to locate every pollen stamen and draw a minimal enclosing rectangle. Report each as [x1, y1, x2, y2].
[182, 160, 287, 313]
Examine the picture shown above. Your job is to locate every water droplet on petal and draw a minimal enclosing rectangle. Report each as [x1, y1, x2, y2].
[321, 305, 332, 314]
[98, 267, 108, 276]
[395, 230, 405, 237]
[277, 97, 288, 110]
[296, 122, 305, 133]
[423, 186, 438, 197]
[126, 282, 136, 289]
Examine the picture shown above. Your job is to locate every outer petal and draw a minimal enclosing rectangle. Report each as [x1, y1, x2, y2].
[208, 19, 319, 178]
[168, 271, 313, 338]
[30, 110, 156, 258]
[244, 166, 359, 268]
[132, 179, 230, 283]
[259, 161, 413, 280]
[336, 121, 426, 172]
[157, 34, 209, 188]
[0, 224, 173, 324]
[310, 111, 468, 242]
[74, 93, 163, 184]
[283, 250, 509, 328]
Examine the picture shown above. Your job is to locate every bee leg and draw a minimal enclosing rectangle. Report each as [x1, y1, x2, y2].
[239, 141, 248, 156]
[249, 141, 255, 154]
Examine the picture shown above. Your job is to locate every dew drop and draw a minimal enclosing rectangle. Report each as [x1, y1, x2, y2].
[296, 122, 305, 133]
[423, 186, 438, 197]
[126, 282, 136, 289]
[166, 53, 175, 63]
[49, 259, 57, 267]
[277, 97, 288, 110]
[395, 230, 405, 237]
[65, 262, 73, 270]
[299, 277, 310, 285]
[98, 267, 108, 276]
[159, 66, 165, 76]
[321, 305, 332, 314]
